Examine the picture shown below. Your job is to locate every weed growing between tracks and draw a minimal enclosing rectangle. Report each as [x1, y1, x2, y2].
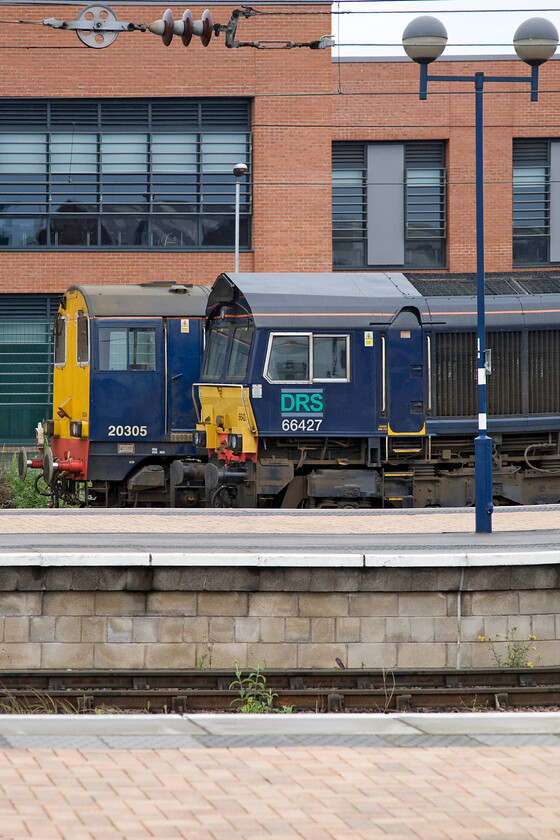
[230, 662, 293, 714]
[0, 688, 95, 715]
[478, 628, 542, 668]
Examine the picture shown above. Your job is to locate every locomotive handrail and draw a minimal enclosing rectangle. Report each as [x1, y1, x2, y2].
[191, 382, 202, 423]
[426, 335, 432, 414]
[380, 336, 387, 414]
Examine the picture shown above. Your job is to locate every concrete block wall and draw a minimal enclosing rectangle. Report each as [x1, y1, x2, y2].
[0, 564, 559, 670]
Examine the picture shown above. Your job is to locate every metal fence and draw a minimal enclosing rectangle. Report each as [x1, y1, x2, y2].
[0, 319, 53, 444]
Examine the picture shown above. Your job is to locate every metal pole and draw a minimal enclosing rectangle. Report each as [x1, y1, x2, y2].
[473, 71, 493, 533]
[234, 176, 241, 273]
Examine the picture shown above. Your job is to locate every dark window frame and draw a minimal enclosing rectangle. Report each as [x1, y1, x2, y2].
[54, 316, 66, 367]
[332, 140, 446, 270]
[226, 324, 254, 382]
[0, 98, 252, 252]
[202, 322, 231, 381]
[513, 138, 551, 266]
[76, 312, 89, 366]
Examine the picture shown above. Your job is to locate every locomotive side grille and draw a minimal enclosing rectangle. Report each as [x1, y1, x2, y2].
[487, 331, 522, 416]
[434, 331, 522, 417]
[435, 332, 476, 417]
[529, 330, 560, 413]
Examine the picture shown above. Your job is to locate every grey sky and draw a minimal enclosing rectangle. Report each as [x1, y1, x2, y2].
[332, 1, 560, 58]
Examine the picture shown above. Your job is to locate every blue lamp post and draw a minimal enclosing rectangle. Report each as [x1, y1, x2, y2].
[402, 16, 558, 533]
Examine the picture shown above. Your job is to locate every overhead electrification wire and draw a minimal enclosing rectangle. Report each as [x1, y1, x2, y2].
[248, 87, 560, 97]
[213, 178, 558, 187]
[247, 5, 560, 14]
[336, 43, 550, 47]
[0, 2, 559, 12]
[253, 122, 560, 128]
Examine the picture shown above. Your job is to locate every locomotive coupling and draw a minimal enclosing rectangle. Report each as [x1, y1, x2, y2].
[42, 446, 84, 486]
[204, 462, 247, 490]
[170, 460, 206, 487]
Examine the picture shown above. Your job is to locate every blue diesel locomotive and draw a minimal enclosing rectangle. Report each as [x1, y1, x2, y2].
[182, 271, 560, 508]
[19, 282, 209, 506]
[22, 271, 560, 508]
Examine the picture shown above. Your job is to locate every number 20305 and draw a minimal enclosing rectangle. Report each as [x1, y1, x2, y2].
[108, 425, 148, 437]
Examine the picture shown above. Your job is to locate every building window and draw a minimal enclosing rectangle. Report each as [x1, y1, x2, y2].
[0, 99, 251, 251]
[332, 144, 367, 268]
[513, 139, 550, 265]
[332, 141, 446, 269]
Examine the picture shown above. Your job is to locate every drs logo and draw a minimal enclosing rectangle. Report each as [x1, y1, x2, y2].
[280, 389, 323, 432]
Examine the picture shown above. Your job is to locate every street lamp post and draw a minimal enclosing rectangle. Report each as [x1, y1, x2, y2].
[233, 162, 248, 272]
[402, 16, 558, 533]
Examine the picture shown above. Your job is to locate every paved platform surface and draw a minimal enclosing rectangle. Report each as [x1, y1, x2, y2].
[0, 714, 559, 839]
[0, 506, 560, 562]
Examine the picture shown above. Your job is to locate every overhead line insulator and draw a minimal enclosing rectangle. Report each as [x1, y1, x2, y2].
[148, 8, 214, 48]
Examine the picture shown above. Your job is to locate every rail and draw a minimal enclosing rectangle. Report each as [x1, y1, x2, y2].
[0, 668, 558, 714]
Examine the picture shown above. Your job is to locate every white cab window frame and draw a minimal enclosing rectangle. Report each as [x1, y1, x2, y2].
[264, 332, 350, 384]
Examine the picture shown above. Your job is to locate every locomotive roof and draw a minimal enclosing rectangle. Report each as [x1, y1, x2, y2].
[211, 272, 422, 328]
[211, 272, 560, 331]
[67, 283, 211, 318]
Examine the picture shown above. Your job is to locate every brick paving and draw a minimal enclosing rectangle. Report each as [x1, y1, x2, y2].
[0, 743, 559, 839]
[0, 506, 559, 535]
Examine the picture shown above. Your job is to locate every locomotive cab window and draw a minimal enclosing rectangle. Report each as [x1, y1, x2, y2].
[76, 312, 89, 366]
[54, 316, 66, 367]
[265, 333, 350, 383]
[129, 328, 156, 370]
[202, 323, 230, 380]
[313, 335, 349, 381]
[227, 325, 254, 381]
[99, 326, 156, 371]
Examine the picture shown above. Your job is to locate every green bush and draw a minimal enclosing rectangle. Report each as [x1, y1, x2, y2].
[0, 454, 50, 509]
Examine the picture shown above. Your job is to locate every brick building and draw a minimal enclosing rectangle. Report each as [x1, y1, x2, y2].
[1, 0, 559, 443]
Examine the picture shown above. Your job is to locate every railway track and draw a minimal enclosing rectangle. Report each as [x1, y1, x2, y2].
[0, 668, 559, 713]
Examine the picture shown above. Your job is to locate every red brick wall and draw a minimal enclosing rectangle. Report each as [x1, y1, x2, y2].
[332, 56, 560, 273]
[0, 3, 333, 292]
[1, 1, 559, 292]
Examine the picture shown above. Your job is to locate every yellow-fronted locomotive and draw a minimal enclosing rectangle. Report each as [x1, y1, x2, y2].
[19, 282, 209, 506]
